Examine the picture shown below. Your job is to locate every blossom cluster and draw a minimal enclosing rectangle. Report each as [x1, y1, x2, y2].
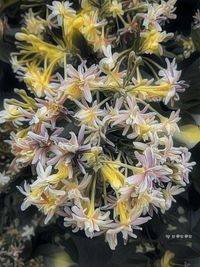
[0, 0, 195, 250]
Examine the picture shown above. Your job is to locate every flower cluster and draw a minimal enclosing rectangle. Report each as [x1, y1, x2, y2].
[0, 0, 195, 250]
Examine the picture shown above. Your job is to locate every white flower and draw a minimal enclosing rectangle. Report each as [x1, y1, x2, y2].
[23, 9, 46, 36]
[65, 62, 100, 103]
[160, 0, 177, 20]
[31, 162, 52, 187]
[162, 183, 185, 210]
[139, 0, 177, 31]
[109, 95, 157, 140]
[99, 45, 119, 71]
[158, 58, 188, 105]
[105, 212, 151, 250]
[126, 147, 172, 192]
[0, 171, 10, 186]
[21, 225, 35, 240]
[47, 1, 76, 26]
[193, 9, 200, 29]
[74, 99, 107, 128]
[64, 205, 112, 238]
[29, 106, 48, 125]
[139, 3, 164, 31]
[160, 110, 180, 135]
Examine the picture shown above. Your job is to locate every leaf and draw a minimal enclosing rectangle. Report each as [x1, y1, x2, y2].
[174, 124, 200, 149]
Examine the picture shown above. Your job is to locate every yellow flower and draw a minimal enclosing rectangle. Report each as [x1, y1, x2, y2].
[101, 161, 125, 190]
[7, 89, 37, 110]
[22, 9, 46, 36]
[63, 15, 84, 38]
[93, 27, 110, 52]
[140, 29, 172, 55]
[128, 68, 172, 101]
[24, 61, 56, 97]
[109, 0, 124, 18]
[0, 89, 37, 126]
[15, 33, 66, 63]
[80, 11, 104, 43]
[47, 163, 69, 184]
[116, 201, 129, 224]
[82, 147, 102, 167]
[10, 129, 37, 164]
[160, 250, 175, 267]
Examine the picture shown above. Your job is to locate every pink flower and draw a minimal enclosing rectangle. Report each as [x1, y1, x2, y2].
[66, 61, 101, 103]
[126, 147, 172, 192]
[158, 58, 188, 105]
[106, 211, 151, 250]
[48, 126, 91, 177]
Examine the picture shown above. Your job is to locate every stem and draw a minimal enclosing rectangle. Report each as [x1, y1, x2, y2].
[118, 15, 127, 27]
[89, 174, 97, 214]
[142, 56, 163, 70]
[143, 59, 160, 79]
[101, 160, 139, 172]
[64, 54, 67, 80]
[103, 179, 107, 206]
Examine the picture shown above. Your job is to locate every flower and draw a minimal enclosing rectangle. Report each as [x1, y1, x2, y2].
[99, 45, 119, 71]
[139, 1, 176, 31]
[106, 205, 151, 250]
[160, 110, 180, 135]
[17, 181, 66, 224]
[74, 99, 107, 128]
[31, 162, 53, 188]
[162, 183, 185, 210]
[160, 250, 175, 267]
[109, 0, 124, 18]
[2, 0, 195, 251]
[20, 61, 56, 97]
[139, 3, 164, 31]
[80, 11, 106, 43]
[140, 28, 172, 55]
[48, 126, 91, 177]
[109, 95, 157, 140]
[193, 9, 200, 29]
[65, 62, 101, 103]
[161, 0, 177, 20]
[126, 148, 172, 192]
[47, 1, 76, 26]
[0, 172, 10, 186]
[101, 161, 125, 190]
[64, 205, 112, 238]
[158, 58, 188, 105]
[21, 225, 35, 240]
[22, 9, 46, 36]
[15, 33, 66, 63]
